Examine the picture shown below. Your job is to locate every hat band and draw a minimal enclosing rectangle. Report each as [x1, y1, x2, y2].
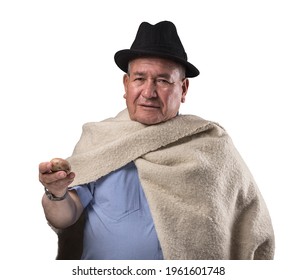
[131, 45, 187, 60]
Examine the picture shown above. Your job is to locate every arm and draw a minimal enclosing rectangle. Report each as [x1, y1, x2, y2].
[39, 161, 84, 229]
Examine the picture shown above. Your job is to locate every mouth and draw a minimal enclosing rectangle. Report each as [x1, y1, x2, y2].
[139, 103, 160, 109]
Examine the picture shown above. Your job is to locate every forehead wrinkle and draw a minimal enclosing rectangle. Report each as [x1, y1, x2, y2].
[128, 58, 184, 80]
[130, 70, 172, 80]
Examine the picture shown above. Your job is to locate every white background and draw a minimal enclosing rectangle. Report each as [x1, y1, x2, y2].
[1, 0, 296, 278]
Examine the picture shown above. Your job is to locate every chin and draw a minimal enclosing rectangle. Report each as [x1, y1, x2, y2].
[129, 110, 163, 125]
[133, 115, 163, 125]
[136, 118, 162, 125]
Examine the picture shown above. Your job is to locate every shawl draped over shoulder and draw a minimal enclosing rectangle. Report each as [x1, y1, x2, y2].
[54, 109, 275, 260]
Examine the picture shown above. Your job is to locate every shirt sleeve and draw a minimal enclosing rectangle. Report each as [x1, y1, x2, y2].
[69, 183, 94, 208]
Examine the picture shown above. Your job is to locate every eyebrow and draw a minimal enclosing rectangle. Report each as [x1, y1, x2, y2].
[131, 71, 171, 80]
[131, 71, 145, 76]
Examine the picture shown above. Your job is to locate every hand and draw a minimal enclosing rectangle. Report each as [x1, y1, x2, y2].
[39, 160, 75, 197]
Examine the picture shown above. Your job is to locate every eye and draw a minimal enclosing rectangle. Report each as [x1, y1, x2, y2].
[134, 77, 145, 82]
[156, 79, 170, 84]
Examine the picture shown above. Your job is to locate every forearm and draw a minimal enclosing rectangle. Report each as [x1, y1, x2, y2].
[42, 190, 80, 229]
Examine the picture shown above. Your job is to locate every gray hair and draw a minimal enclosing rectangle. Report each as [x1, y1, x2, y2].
[127, 58, 186, 79]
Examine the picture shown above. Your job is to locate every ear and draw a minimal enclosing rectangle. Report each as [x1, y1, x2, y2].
[181, 78, 189, 103]
[123, 74, 129, 99]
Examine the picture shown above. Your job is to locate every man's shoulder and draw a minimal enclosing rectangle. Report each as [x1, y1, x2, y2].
[177, 113, 227, 138]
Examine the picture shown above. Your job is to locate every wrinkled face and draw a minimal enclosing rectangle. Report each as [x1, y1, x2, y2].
[123, 57, 189, 125]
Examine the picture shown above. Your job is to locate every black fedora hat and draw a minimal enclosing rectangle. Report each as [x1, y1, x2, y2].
[114, 21, 199, 78]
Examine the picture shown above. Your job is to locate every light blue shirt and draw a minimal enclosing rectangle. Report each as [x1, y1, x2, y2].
[71, 162, 163, 260]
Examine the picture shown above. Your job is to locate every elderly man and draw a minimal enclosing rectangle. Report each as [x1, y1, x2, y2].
[39, 21, 275, 260]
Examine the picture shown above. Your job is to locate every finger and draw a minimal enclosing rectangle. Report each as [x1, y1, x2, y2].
[40, 170, 66, 184]
[39, 162, 52, 174]
[40, 170, 75, 186]
[44, 172, 76, 191]
[50, 158, 71, 174]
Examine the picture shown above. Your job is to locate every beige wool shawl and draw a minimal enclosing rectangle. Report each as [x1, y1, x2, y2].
[58, 109, 274, 260]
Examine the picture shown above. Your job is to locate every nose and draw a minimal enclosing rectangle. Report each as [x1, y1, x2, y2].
[141, 79, 157, 99]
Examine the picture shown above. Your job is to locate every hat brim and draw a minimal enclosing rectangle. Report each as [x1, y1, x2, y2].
[114, 49, 200, 78]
